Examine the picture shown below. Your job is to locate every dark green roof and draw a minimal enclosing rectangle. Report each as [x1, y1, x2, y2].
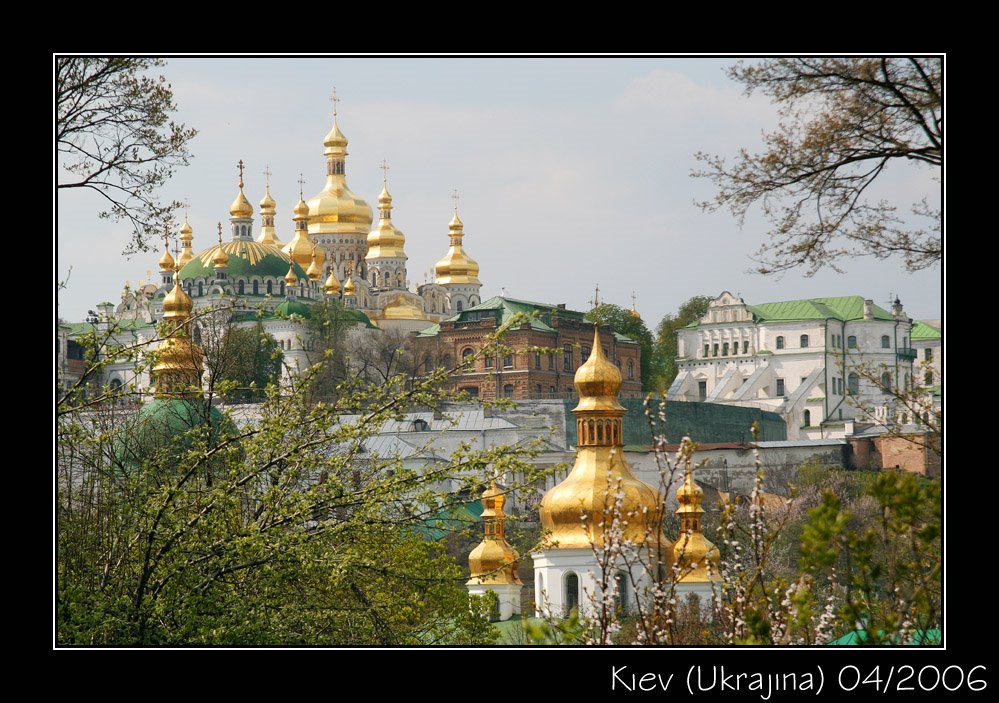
[179, 240, 308, 284]
[687, 295, 898, 329]
[911, 320, 941, 340]
[417, 296, 634, 341]
[273, 300, 312, 318]
[827, 628, 940, 646]
[412, 499, 484, 540]
[114, 398, 231, 471]
[64, 318, 157, 337]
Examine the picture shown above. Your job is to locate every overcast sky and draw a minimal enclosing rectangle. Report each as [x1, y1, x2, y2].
[56, 57, 943, 328]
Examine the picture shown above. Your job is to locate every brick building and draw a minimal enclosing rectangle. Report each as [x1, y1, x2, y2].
[412, 296, 642, 401]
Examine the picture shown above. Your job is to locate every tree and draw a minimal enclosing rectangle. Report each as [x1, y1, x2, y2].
[654, 295, 712, 389]
[204, 322, 283, 403]
[57, 58, 197, 254]
[694, 58, 941, 276]
[585, 303, 657, 393]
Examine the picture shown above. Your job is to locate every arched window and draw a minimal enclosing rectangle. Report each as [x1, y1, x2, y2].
[703, 344, 709, 358]
[109, 378, 122, 393]
[548, 352, 555, 370]
[503, 384, 514, 398]
[197, 282, 203, 297]
[848, 372, 859, 394]
[443, 354, 453, 369]
[563, 345, 573, 371]
[485, 354, 493, 369]
[881, 335, 890, 349]
[549, 386, 556, 399]
[776, 336, 785, 350]
[881, 372, 892, 392]
[371, 273, 376, 286]
[800, 334, 809, 348]
[743, 340, 749, 354]
[847, 335, 857, 349]
[456, 300, 463, 312]
[280, 281, 285, 296]
[266, 280, 273, 295]
[503, 353, 513, 368]
[238, 280, 244, 295]
[461, 347, 474, 367]
[534, 351, 542, 369]
[565, 572, 579, 615]
[722, 342, 729, 356]
[581, 346, 591, 363]
[615, 572, 629, 615]
[627, 359, 635, 380]
[252, 280, 259, 295]
[803, 409, 811, 426]
[713, 343, 719, 357]
[924, 370, 933, 385]
[192, 326, 202, 345]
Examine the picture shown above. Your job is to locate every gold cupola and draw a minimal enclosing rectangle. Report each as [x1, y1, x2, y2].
[229, 160, 253, 219]
[667, 455, 720, 583]
[284, 259, 299, 287]
[306, 244, 323, 281]
[343, 275, 356, 297]
[284, 184, 324, 268]
[468, 481, 523, 586]
[323, 265, 341, 296]
[539, 303, 662, 549]
[154, 267, 203, 398]
[629, 292, 641, 319]
[212, 225, 229, 269]
[307, 92, 373, 240]
[365, 169, 408, 263]
[177, 216, 195, 267]
[257, 165, 282, 247]
[434, 205, 480, 286]
[158, 239, 175, 273]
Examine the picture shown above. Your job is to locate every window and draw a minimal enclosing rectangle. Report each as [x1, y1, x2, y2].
[743, 340, 749, 354]
[548, 352, 555, 370]
[848, 373, 859, 394]
[924, 370, 933, 385]
[237, 280, 244, 295]
[424, 356, 433, 373]
[565, 573, 580, 615]
[615, 572, 628, 616]
[703, 344, 710, 358]
[847, 335, 857, 349]
[550, 385, 556, 399]
[627, 359, 634, 380]
[536, 384, 542, 398]
[581, 346, 590, 363]
[412, 419, 430, 432]
[800, 334, 808, 348]
[925, 348, 933, 361]
[280, 281, 285, 296]
[198, 282, 204, 297]
[534, 351, 541, 369]
[803, 409, 811, 426]
[722, 342, 729, 356]
[881, 372, 892, 392]
[443, 354, 453, 369]
[503, 353, 514, 368]
[253, 280, 259, 295]
[266, 280, 273, 295]
[461, 386, 479, 397]
[503, 384, 514, 398]
[461, 347, 474, 367]
[712, 343, 719, 357]
[697, 380, 707, 401]
[563, 345, 573, 371]
[456, 300, 463, 312]
[776, 336, 785, 350]
[776, 378, 785, 397]
[881, 335, 890, 349]
[484, 355, 493, 369]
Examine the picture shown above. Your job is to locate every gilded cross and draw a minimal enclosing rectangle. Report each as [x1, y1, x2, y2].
[263, 164, 272, 190]
[183, 197, 190, 222]
[380, 159, 389, 184]
[331, 87, 339, 116]
[452, 189, 460, 213]
[298, 173, 306, 198]
[237, 159, 245, 188]
[217, 222, 223, 243]
[591, 284, 601, 323]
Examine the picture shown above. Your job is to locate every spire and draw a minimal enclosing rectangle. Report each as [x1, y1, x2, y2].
[365, 160, 408, 276]
[630, 291, 641, 319]
[467, 481, 523, 586]
[323, 265, 341, 296]
[668, 446, 720, 584]
[434, 191, 481, 286]
[284, 173, 323, 268]
[158, 227, 175, 273]
[154, 264, 203, 398]
[177, 199, 195, 267]
[229, 159, 253, 220]
[257, 164, 281, 246]
[212, 223, 229, 269]
[306, 244, 323, 281]
[284, 258, 299, 290]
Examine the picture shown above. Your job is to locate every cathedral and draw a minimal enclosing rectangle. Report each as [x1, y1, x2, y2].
[108, 99, 483, 384]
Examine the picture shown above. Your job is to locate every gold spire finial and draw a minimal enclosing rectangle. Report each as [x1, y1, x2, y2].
[331, 87, 339, 117]
[263, 164, 272, 190]
[163, 225, 170, 251]
[452, 188, 460, 215]
[217, 222, 223, 244]
[183, 197, 190, 222]
[297, 173, 305, 199]
[591, 284, 601, 324]
[237, 159, 245, 189]
[380, 159, 389, 186]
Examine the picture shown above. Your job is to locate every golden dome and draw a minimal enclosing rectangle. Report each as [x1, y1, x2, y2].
[284, 260, 298, 287]
[179, 220, 193, 237]
[343, 276, 356, 296]
[259, 188, 276, 212]
[159, 245, 176, 273]
[177, 220, 195, 267]
[323, 267, 341, 295]
[539, 322, 662, 550]
[283, 197, 324, 267]
[229, 188, 253, 219]
[365, 181, 407, 261]
[667, 466, 720, 583]
[573, 325, 625, 414]
[434, 211, 480, 285]
[380, 299, 425, 321]
[212, 228, 229, 268]
[306, 246, 323, 281]
[308, 107, 373, 236]
[468, 482, 522, 586]
[162, 271, 194, 321]
[293, 196, 309, 219]
[323, 113, 348, 149]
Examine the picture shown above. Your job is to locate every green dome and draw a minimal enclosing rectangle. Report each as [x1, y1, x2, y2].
[274, 300, 312, 318]
[179, 240, 308, 286]
[113, 398, 233, 473]
[342, 308, 379, 329]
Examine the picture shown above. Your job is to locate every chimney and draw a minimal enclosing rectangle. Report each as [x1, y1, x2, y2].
[863, 299, 874, 320]
[892, 297, 905, 318]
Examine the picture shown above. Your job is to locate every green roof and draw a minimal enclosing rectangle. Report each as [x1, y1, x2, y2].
[827, 628, 940, 646]
[114, 398, 232, 471]
[64, 318, 157, 336]
[179, 240, 308, 284]
[417, 296, 637, 340]
[911, 320, 941, 340]
[686, 295, 898, 329]
[273, 300, 312, 318]
[412, 499, 484, 540]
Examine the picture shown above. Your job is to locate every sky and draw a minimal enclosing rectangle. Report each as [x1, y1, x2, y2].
[56, 57, 943, 328]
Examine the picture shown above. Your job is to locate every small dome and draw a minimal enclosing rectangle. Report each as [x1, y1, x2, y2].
[212, 244, 229, 268]
[230, 188, 253, 219]
[179, 220, 193, 236]
[323, 267, 341, 295]
[573, 326, 624, 413]
[434, 212, 480, 285]
[306, 247, 323, 281]
[293, 196, 309, 219]
[162, 274, 193, 320]
[323, 117, 348, 149]
[159, 247, 175, 273]
[274, 299, 311, 318]
[284, 261, 298, 287]
[343, 277, 356, 296]
[259, 188, 276, 212]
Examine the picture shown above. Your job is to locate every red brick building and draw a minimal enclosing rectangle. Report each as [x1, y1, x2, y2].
[412, 296, 642, 400]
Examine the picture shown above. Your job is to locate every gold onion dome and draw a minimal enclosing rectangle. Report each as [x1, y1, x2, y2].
[366, 180, 407, 260]
[467, 482, 522, 586]
[323, 267, 341, 295]
[667, 463, 720, 583]
[159, 244, 176, 272]
[434, 210, 480, 285]
[539, 321, 661, 549]
[308, 103, 373, 233]
[212, 228, 229, 268]
[259, 188, 276, 212]
[284, 260, 299, 287]
[306, 246, 323, 281]
[177, 219, 195, 266]
[283, 195, 323, 267]
[229, 161, 253, 218]
[161, 269, 194, 321]
[381, 298, 425, 321]
[343, 276, 356, 296]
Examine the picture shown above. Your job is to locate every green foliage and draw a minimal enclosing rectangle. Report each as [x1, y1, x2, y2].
[210, 323, 283, 402]
[57, 58, 197, 254]
[654, 295, 712, 389]
[585, 303, 656, 392]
